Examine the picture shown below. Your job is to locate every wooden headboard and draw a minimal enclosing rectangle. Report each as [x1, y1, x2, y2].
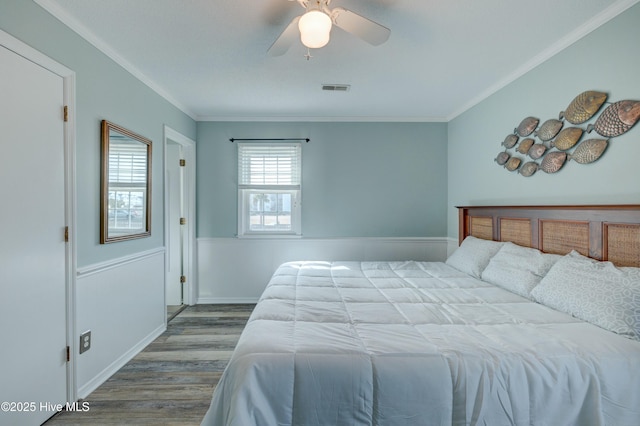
[457, 205, 640, 267]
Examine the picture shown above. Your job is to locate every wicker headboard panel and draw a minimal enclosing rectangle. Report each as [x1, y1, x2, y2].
[458, 205, 640, 267]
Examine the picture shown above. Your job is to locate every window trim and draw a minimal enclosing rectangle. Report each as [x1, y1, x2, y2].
[237, 142, 302, 237]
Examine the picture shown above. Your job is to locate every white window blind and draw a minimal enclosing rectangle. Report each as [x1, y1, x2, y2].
[109, 142, 148, 186]
[106, 140, 148, 232]
[237, 143, 302, 236]
[238, 143, 301, 187]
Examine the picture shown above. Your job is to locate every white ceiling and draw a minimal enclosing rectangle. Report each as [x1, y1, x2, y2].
[36, 0, 638, 121]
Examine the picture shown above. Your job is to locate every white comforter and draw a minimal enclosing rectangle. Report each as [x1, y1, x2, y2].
[202, 261, 640, 426]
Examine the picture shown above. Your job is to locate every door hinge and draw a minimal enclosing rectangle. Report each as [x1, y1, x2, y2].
[64, 226, 69, 242]
[180, 217, 186, 225]
[63, 105, 68, 122]
[179, 159, 186, 167]
[180, 275, 186, 284]
[66, 346, 70, 362]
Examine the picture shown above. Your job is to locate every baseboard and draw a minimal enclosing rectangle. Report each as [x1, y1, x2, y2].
[77, 323, 166, 399]
[197, 297, 260, 304]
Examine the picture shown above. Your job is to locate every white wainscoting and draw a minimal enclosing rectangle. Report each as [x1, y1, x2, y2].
[198, 237, 454, 304]
[447, 237, 460, 257]
[75, 248, 165, 398]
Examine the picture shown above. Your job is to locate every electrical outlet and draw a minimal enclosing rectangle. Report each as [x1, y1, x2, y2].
[79, 330, 91, 354]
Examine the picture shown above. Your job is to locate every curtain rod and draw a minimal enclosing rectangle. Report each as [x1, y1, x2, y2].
[229, 138, 310, 143]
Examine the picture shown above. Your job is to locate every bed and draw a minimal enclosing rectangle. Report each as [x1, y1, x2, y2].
[201, 205, 640, 426]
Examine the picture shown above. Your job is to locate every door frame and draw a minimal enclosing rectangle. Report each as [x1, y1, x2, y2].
[163, 125, 197, 307]
[0, 29, 77, 402]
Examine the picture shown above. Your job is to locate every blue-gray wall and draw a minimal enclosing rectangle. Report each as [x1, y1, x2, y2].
[2, 0, 198, 400]
[197, 121, 448, 238]
[5, 1, 640, 260]
[4, 0, 640, 396]
[447, 2, 640, 239]
[1, 0, 197, 267]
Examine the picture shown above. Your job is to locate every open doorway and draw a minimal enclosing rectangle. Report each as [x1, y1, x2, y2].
[164, 126, 196, 321]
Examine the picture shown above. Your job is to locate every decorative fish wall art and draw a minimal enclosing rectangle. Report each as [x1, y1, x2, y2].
[550, 127, 583, 151]
[559, 90, 607, 124]
[515, 117, 539, 137]
[587, 100, 640, 137]
[539, 152, 567, 173]
[535, 119, 564, 141]
[505, 157, 521, 172]
[527, 143, 547, 160]
[495, 151, 510, 165]
[568, 139, 608, 164]
[494, 89, 639, 177]
[516, 138, 534, 155]
[518, 161, 539, 177]
[502, 134, 519, 149]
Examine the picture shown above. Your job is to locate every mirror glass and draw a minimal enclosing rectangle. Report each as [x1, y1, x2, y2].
[100, 120, 152, 243]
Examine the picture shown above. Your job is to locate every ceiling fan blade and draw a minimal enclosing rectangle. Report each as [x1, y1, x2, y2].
[331, 7, 390, 46]
[268, 16, 301, 56]
[262, 0, 300, 26]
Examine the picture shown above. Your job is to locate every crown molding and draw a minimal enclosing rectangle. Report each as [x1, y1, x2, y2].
[195, 115, 448, 123]
[446, 0, 640, 121]
[34, 0, 639, 124]
[34, 0, 197, 121]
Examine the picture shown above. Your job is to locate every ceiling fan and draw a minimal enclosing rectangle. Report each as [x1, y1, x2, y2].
[268, 0, 391, 56]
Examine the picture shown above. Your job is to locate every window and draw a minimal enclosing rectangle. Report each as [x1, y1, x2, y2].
[238, 143, 301, 236]
[107, 137, 148, 231]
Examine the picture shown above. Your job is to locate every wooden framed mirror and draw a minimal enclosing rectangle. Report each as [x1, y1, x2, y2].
[100, 120, 152, 243]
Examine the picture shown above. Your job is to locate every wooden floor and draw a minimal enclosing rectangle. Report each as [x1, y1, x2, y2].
[167, 304, 187, 321]
[45, 304, 254, 426]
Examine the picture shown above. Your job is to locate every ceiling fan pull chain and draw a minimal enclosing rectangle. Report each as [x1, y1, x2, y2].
[304, 48, 313, 61]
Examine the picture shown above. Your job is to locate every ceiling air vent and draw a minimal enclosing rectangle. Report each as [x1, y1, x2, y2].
[322, 84, 350, 92]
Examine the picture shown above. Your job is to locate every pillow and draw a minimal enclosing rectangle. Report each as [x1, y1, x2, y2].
[445, 236, 505, 278]
[530, 250, 640, 341]
[481, 242, 562, 298]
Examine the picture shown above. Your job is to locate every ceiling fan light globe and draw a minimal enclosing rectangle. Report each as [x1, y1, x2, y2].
[298, 10, 332, 48]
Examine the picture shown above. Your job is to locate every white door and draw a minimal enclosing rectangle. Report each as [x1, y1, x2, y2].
[164, 127, 196, 308]
[0, 45, 68, 425]
[166, 142, 183, 306]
